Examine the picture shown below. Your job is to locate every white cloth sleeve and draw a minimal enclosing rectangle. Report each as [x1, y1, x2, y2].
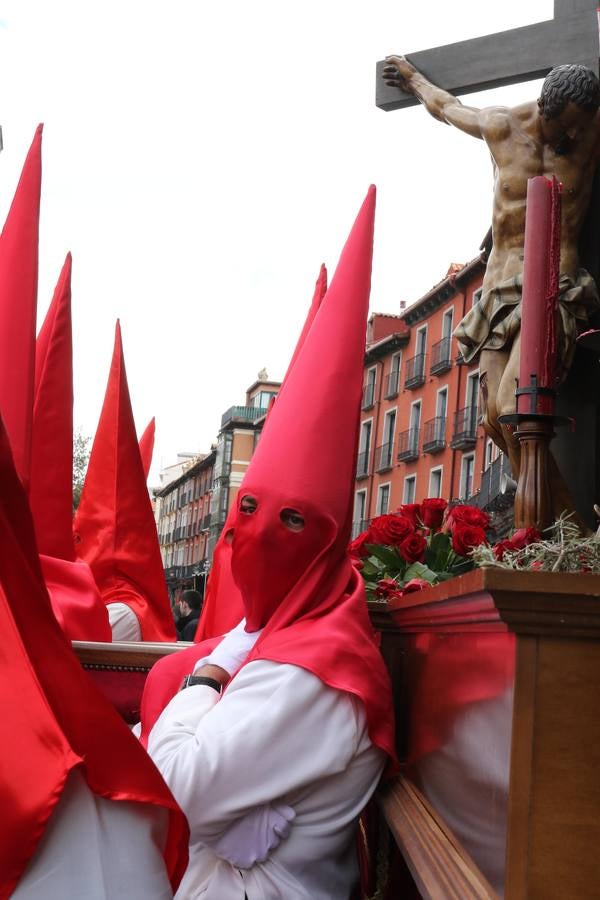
[193, 618, 262, 676]
[107, 602, 142, 641]
[147, 660, 364, 842]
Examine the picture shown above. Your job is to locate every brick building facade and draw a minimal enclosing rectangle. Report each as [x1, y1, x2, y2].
[353, 256, 514, 539]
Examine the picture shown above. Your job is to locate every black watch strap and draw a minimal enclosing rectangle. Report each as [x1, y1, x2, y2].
[180, 674, 222, 693]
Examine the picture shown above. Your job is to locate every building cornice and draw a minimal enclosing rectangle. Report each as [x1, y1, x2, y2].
[402, 255, 486, 327]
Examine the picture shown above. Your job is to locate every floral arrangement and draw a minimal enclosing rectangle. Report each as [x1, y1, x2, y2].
[349, 498, 492, 602]
[471, 512, 600, 573]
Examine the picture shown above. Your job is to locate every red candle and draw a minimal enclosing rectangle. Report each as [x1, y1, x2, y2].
[518, 176, 561, 416]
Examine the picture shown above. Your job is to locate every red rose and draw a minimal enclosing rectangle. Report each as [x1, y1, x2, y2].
[397, 503, 423, 528]
[402, 578, 430, 593]
[420, 497, 448, 531]
[375, 577, 399, 598]
[398, 532, 427, 563]
[493, 539, 513, 561]
[369, 513, 414, 546]
[448, 504, 490, 530]
[452, 524, 487, 557]
[348, 531, 371, 558]
[510, 527, 541, 550]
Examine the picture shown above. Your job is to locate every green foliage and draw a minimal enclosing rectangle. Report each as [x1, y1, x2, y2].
[72, 429, 91, 512]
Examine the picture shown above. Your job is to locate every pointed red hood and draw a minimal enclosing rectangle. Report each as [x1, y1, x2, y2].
[0, 125, 42, 490]
[0, 414, 188, 896]
[194, 263, 328, 643]
[139, 416, 156, 480]
[74, 322, 176, 641]
[230, 188, 397, 767]
[29, 254, 111, 641]
[30, 253, 75, 560]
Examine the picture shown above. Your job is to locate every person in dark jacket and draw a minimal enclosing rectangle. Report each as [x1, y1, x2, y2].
[176, 590, 203, 641]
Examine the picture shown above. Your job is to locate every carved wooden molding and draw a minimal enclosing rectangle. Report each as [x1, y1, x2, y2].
[377, 775, 498, 899]
[73, 639, 192, 671]
[369, 567, 600, 638]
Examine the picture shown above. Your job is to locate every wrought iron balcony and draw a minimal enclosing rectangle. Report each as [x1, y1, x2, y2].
[473, 453, 514, 511]
[451, 406, 478, 449]
[362, 382, 375, 410]
[385, 370, 399, 399]
[351, 518, 371, 539]
[375, 442, 393, 472]
[397, 428, 420, 462]
[430, 337, 452, 375]
[356, 449, 370, 479]
[422, 417, 446, 454]
[404, 353, 425, 389]
[221, 405, 268, 427]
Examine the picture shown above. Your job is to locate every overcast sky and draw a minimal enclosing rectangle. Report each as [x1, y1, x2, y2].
[0, 0, 553, 480]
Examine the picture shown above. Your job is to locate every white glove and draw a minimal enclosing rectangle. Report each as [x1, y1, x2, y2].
[194, 618, 262, 677]
[205, 802, 296, 869]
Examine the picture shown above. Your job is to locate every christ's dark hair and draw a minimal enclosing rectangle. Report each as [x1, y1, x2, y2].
[539, 65, 600, 119]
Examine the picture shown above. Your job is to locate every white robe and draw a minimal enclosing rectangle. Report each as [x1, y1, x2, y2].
[12, 769, 173, 899]
[148, 660, 385, 900]
[107, 601, 142, 641]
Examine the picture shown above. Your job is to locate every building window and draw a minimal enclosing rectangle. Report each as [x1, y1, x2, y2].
[362, 367, 377, 409]
[352, 490, 368, 538]
[403, 475, 416, 504]
[429, 467, 443, 498]
[378, 409, 396, 470]
[377, 483, 390, 515]
[442, 307, 453, 340]
[386, 353, 401, 397]
[485, 438, 494, 469]
[357, 420, 372, 478]
[460, 453, 475, 500]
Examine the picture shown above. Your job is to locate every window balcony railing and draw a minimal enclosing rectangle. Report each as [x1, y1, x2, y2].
[430, 337, 452, 375]
[397, 428, 420, 462]
[201, 514, 211, 529]
[405, 353, 425, 389]
[375, 442, 393, 472]
[385, 370, 400, 399]
[351, 518, 371, 540]
[451, 406, 478, 449]
[356, 449, 370, 479]
[472, 453, 513, 510]
[422, 417, 446, 454]
[220, 405, 268, 427]
[362, 382, 375, 410]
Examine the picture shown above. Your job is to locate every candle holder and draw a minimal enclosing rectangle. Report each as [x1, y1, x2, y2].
[499, 378, 568, 531]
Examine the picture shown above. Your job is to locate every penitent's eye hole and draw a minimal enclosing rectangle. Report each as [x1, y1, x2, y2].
[280, 508, 305, 532]
[240, 495, 258, 514]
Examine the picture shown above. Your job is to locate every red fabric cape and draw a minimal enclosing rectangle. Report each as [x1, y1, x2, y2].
[0, 419, 188, 896]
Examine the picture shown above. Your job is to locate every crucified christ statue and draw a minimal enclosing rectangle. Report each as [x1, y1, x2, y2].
[384, 56, 600, 516]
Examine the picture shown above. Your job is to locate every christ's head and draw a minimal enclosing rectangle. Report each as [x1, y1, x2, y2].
[538, 64, 600, 154]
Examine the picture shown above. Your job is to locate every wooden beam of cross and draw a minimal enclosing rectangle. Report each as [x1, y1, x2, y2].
[376, 0, 599, 112]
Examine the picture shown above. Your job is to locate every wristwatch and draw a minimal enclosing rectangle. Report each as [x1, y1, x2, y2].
[180, 674, 222, 693]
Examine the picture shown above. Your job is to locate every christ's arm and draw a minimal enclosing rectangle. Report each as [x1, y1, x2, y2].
[383, 55, 484, 139]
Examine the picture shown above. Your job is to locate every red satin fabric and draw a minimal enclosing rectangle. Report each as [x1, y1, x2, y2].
[0, 418, 188, 896]
[139, 416, 156, 480]
[194, 264, 328, 644]
[30, 254, 75, 560]
[194, 509, 243, 641]
[231, 188, 396, 768]
[74, 322, 175, 642]
[40, 555, 111, 642]
[0, 126, 42, 491]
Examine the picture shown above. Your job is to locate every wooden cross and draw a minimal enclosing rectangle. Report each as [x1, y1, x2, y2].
[376, 0, 599, 112]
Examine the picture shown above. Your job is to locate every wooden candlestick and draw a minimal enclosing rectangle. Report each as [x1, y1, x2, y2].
[513, 417, 555, 531]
